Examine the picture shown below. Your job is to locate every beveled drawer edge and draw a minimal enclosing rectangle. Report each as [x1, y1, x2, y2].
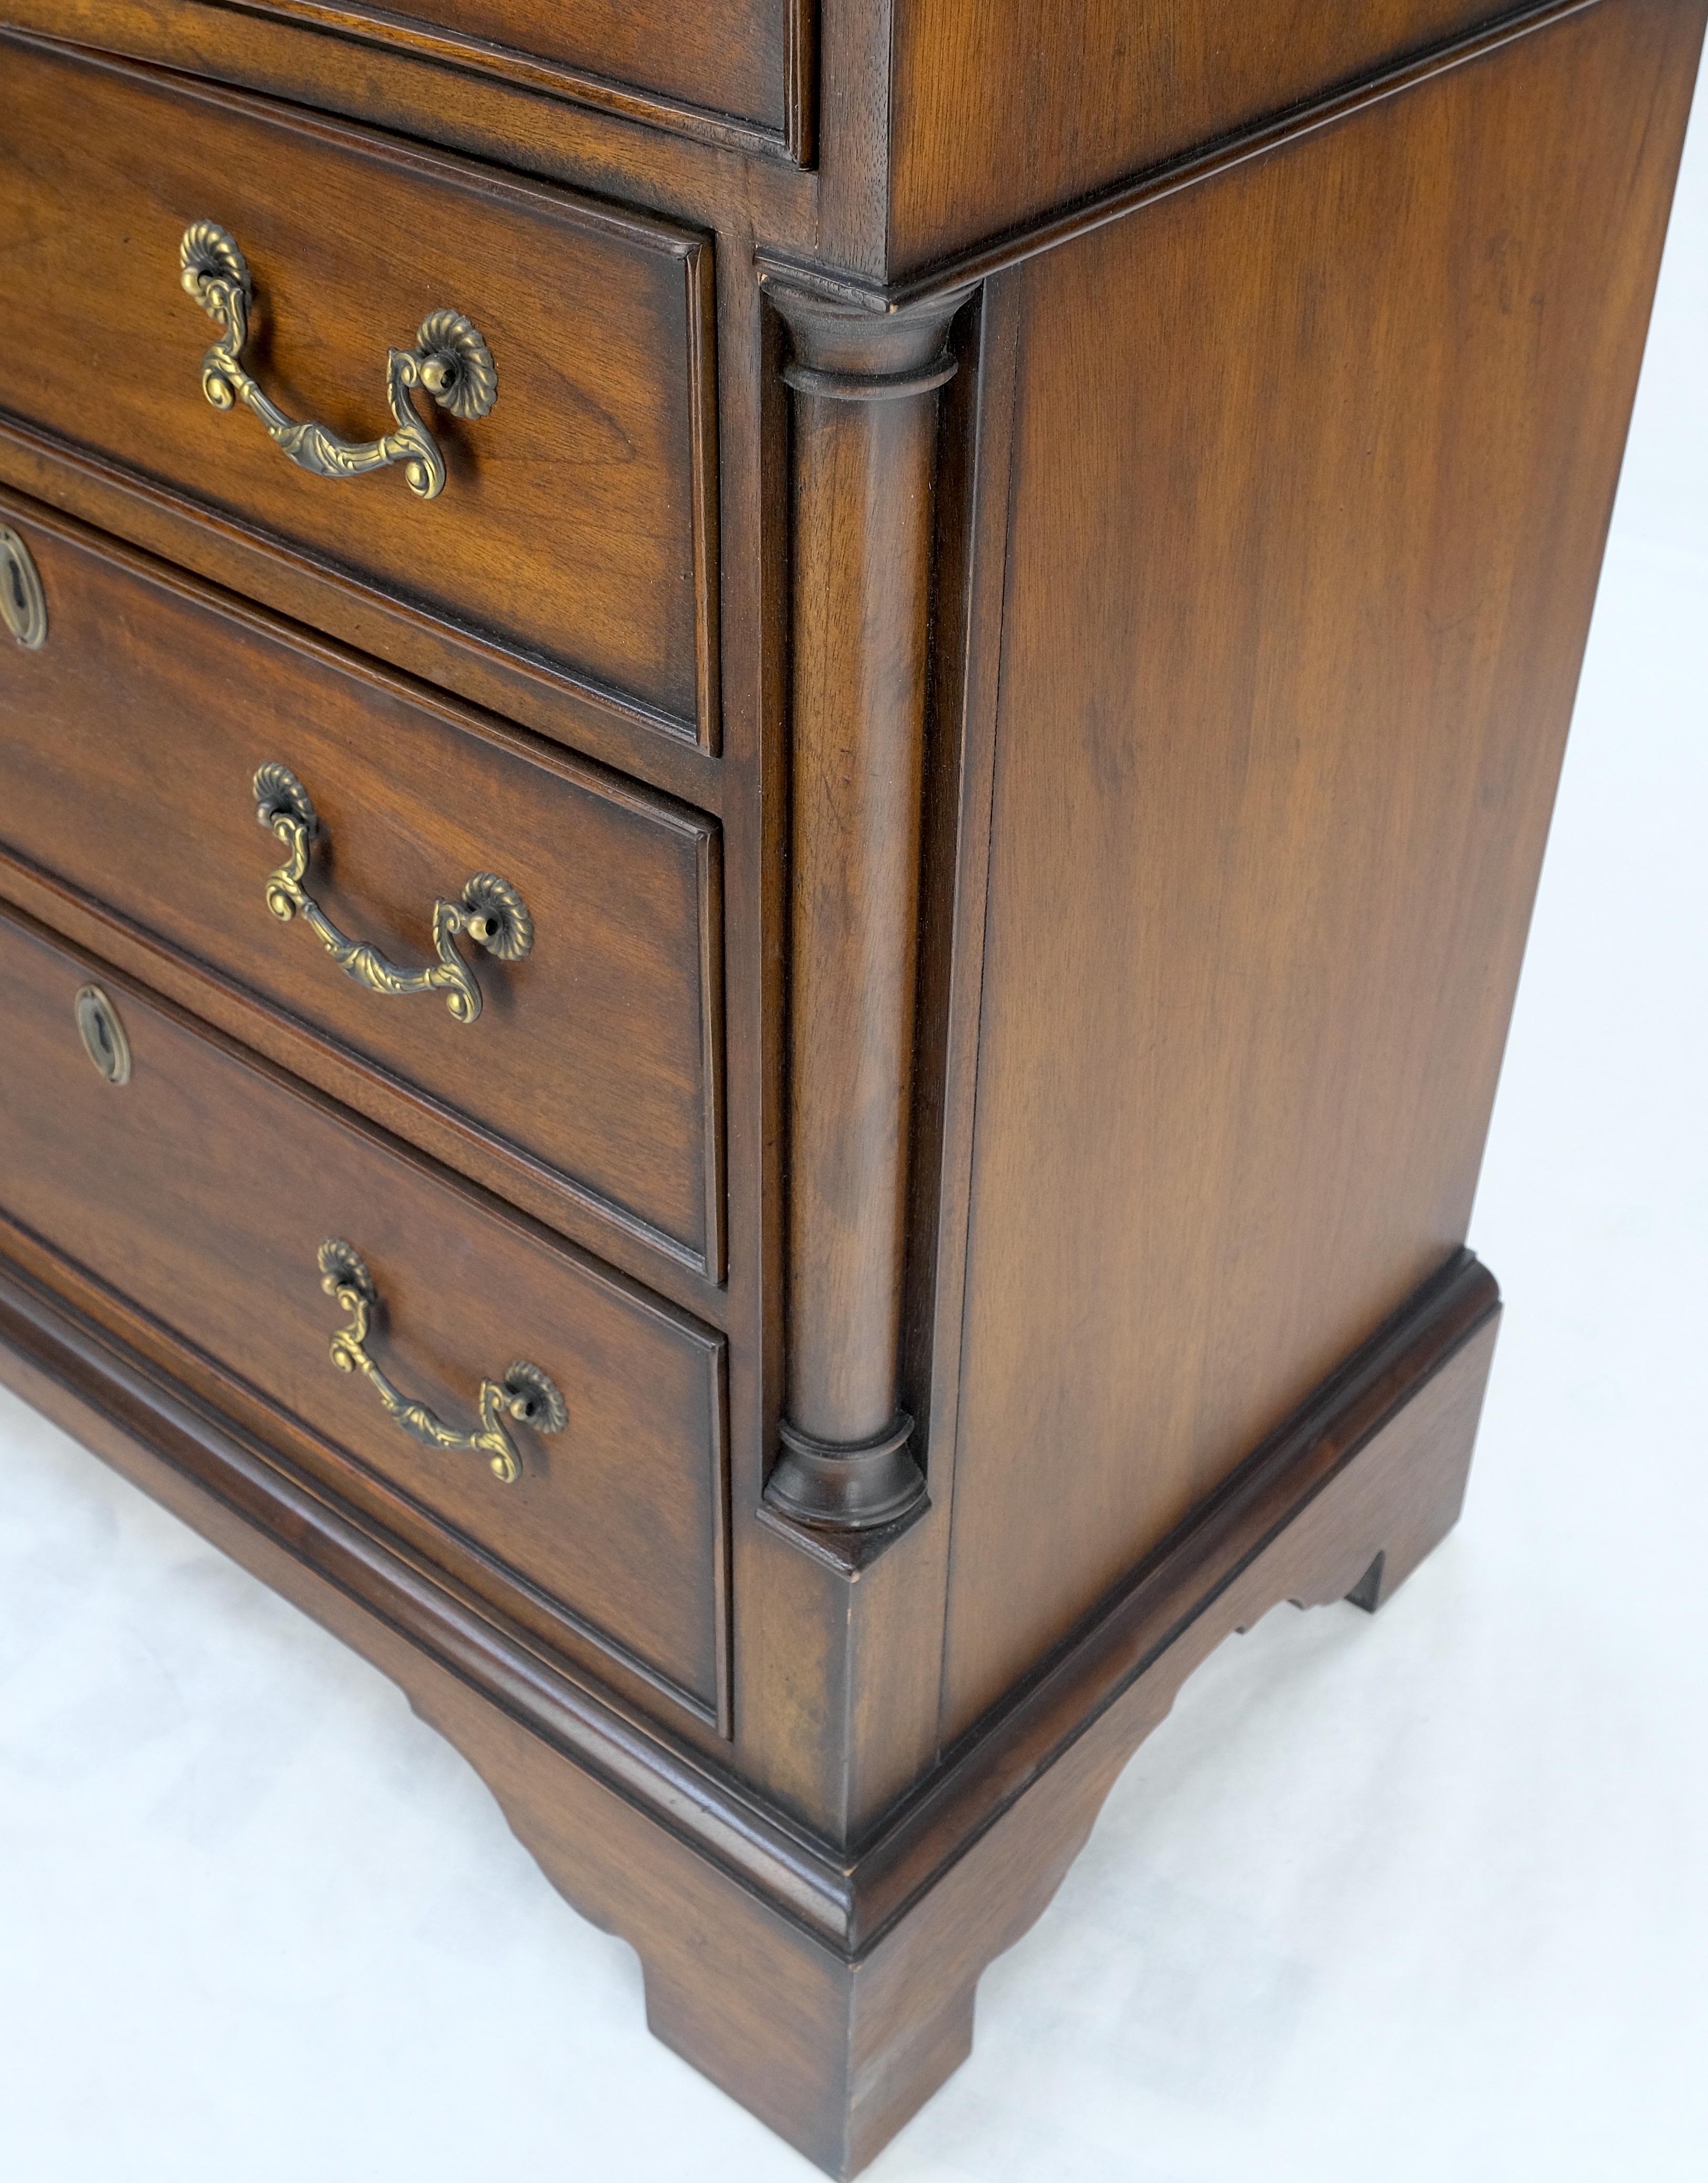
[221, 0, 818, 166]
[0, 893, 725, 1355]
[0, 482, 718, 830]
[0, 0, 820, 253]
[0, 899, 734, 1735]
[0, 483, 729, 1289]
[0, 26, 725, 756]
[5, 25, 715, 275]
[0, 406, 723, 777]
[683, 235, 724, 760]
[0, 437, 725, 812]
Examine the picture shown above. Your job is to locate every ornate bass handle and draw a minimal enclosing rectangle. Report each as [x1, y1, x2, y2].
[179, 220, 497, 500]
[317, 1241, 566, 1485]
[254, 763, 533, 1025]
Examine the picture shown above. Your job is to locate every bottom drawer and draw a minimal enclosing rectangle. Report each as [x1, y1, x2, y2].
[0, 906, 727, 1729]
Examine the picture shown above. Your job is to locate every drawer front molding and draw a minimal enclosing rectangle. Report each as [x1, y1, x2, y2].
[225, 0, 817, 162]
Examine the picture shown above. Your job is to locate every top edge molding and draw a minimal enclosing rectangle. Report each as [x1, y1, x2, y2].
[757, 0, 1605, 311]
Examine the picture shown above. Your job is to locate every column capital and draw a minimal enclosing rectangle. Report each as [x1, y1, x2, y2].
[763, 277, 971, 395]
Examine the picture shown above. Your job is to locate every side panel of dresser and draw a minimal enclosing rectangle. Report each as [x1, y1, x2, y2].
[937, 0, 1706, 1734]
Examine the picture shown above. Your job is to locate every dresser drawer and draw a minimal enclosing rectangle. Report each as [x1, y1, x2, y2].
[0, 34, 718, 751]
[0, 498, 720, 1276]
[0, 905, 728, 1728]
[248, 0, 810, 155]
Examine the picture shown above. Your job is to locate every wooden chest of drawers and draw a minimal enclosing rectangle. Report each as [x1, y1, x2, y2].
[0, 0, 1699, 2170]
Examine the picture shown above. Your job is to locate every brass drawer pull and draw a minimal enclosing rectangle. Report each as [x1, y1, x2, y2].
[179, 220, 498, 501]
[255, 763, 533, 1024]
[317, 1241, 566, 1485]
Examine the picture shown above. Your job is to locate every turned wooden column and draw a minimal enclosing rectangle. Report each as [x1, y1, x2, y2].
[764, 283, 966, 1532]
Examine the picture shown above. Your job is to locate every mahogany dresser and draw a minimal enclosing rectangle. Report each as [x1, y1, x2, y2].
[0, 0, 1699, 2169]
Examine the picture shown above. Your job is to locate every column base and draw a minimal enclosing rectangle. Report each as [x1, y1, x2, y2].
[765, 1410, 928, 1530]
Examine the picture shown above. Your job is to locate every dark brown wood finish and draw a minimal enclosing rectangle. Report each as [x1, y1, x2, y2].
[939, 0, 1704, 1735]
[0, 903, 729, 1732]
[0, 0, 1699, 2168]
[0, 417, 726, 814]
[0, 33, 720, 750]
[0, 492, 723, 1276]
[886, 0, 1535, 271]
[0, 0, 819, 253]
[761, 283, 968, 1534]
[726, 287, 1022, 1847]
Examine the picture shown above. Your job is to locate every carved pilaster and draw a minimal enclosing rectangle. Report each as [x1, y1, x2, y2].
[763, 283, 966, 1533]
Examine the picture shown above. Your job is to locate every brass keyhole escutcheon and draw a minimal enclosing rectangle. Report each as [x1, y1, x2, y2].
[0, 527, 47, 649]
[73, 984, 132, 1086]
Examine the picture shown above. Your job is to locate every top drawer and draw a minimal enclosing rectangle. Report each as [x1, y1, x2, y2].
[0, 35, 718, 754]
[248, 0, 811, 157]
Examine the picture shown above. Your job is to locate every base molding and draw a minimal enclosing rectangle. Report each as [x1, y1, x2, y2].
[0, 1246, 1498, 2176]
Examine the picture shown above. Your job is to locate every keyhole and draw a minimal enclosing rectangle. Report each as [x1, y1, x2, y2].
[73, 984, 132, 1087]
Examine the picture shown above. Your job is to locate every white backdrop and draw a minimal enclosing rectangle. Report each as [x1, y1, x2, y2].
[2, 67, 1704, 2183]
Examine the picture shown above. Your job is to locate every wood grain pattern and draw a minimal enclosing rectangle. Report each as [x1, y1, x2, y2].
[0, 903, 729, 1730]
[940, 0, 1703, 1735]
[0, 416, 727, 810]
[777, 304, 942, 1443]
[886, 0, 1515, 271]
[0, 33, 720, 747]
[0, 492, 723, 1274]
[732, 287, 1023, 1847]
